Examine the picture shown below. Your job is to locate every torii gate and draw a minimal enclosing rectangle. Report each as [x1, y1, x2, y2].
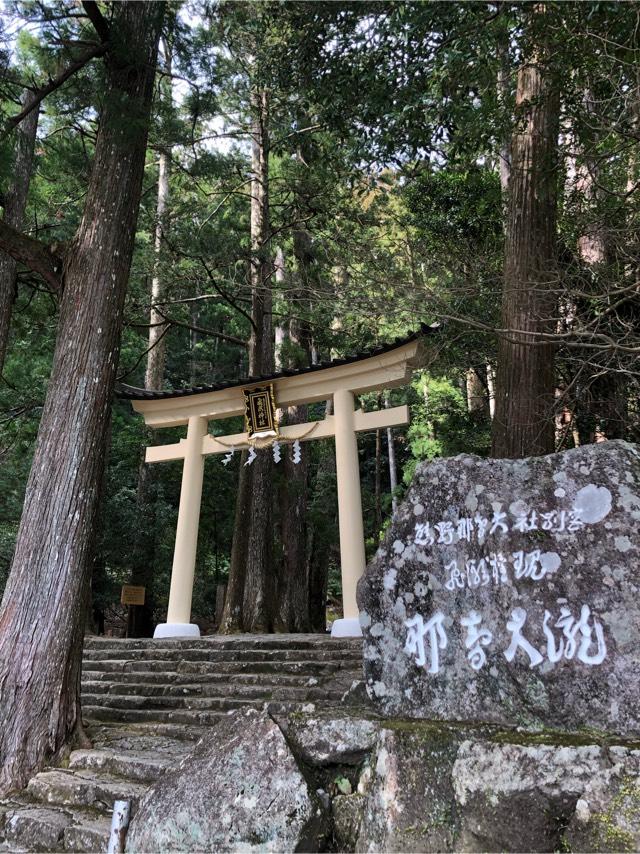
[120, 324, 438, 639]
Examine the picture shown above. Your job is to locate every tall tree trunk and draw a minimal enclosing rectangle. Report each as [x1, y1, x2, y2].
[491, 10, 559, 459]
[145, 151, 171, 386]
[218, 453, 251, 633]
[275, 223, 316, 631]
[307, 399, 334, 633]
[496, 16, 511, 198]
[273, 247, 311, 632]
[466, 367, 486, 413]
[0, 2, 163, 794]
[0, 93, 39, 376]
[276, 401, 310, 631]
[221, 85, 274, 633]
[385, 395, 399, 514]
[242, 86, 274, 632]
[486, 364, 496, 420]
[274, 106, 321, 629]
[575, 88, 626, 441]
[374, 426, 382, 540]
[129, 45, 173, 638]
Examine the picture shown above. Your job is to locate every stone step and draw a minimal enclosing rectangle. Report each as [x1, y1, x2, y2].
[83, 634, 362, 652]
[83, 691, 327, 712]
[81, 681, 347, 702]
[86, 721, 207, 744]
[82, 658, 358, 676]
[26, 768, 147, 814]
[82, 647, 362, 664]
[2, 804, 111, 853]
[68, 747, 180, 784]
[81, 666, 361, 686]
[83, 705, 229, 726]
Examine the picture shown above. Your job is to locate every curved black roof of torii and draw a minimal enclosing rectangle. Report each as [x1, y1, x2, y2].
[117, 322, 440, 402]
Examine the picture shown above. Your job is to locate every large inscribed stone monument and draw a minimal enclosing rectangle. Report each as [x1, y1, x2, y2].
[357, 441, 640, 735]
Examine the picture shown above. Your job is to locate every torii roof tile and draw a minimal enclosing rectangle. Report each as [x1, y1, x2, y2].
[117, 323, 439, 402]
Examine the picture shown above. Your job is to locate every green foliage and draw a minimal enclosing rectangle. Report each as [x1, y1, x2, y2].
[405, 375, 491, 483]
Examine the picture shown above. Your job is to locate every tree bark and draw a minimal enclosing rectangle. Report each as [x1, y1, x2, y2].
[145, 157, 170, 388]
[242, 86, 274, 633]
[0, 2, 163, 795]
[486, 364, 496, 419]
[0, 93, 39, 377]
[307, 398, 334, 633]
[575, 88, 626, 441]
[385, 395, 399, 514]
[466, 367, 487, 413]
[218, 449, 251, 633]
[276, 403, 310, 632]
[0, 219, 62, 293]
[272, 248, 310, 632]
[221, 85, 274, 633]
[491, 10, 559, 459]
[497, 16, 511, 197]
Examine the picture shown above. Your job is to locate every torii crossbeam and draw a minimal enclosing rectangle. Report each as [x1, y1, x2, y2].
[120, 324, 439, 638]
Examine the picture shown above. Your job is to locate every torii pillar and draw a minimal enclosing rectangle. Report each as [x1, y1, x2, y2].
[331, 388, 367, 637]
[154, 415, 207, 639]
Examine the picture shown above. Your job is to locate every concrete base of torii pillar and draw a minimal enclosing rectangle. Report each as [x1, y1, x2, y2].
[154, 622, 200, 639]
[330, 617, 362, 638]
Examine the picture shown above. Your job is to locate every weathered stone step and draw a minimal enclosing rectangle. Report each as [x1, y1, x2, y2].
[1, 803, 112, 853]
[81, 666, 361, 686]
[68, 747, 178, 784]
[87, 721, 207, 744]
[83, 691, 333, 713]
[82, 681, 347, 702]
[26, 768, 147, 814]
[83, 706, 228, 726]
[82, 647, 362, 664]
[82, 658, 358, 676]
[83, 634, 362, 652]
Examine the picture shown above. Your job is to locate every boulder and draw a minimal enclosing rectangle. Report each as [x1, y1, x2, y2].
[283, 713, 377, 766]
[357, 441, 640, 735]
[125, 708, 327, 853]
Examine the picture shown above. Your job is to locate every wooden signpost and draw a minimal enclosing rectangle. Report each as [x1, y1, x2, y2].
[121, 585, 146, 606]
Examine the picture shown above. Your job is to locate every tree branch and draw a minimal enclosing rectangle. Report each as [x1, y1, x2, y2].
[0, 221, 63, 291]
[155, 311, 248, 348]
[1, 42, 109, 140]
[81, 1, 110, 43]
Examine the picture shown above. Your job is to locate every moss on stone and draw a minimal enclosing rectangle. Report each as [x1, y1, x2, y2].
[403, 804, 455, 837]
[589, 778, 640, 852]
[375, 716, 639, 750]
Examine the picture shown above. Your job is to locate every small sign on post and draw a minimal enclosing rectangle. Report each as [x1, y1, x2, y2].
[243, 384, 278, 440]
[121, 585, 146, 606]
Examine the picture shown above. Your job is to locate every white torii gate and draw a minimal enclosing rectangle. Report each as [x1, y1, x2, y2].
[121, 326, 437, 639]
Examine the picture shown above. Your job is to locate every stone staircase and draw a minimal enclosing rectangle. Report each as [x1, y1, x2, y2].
[0, 633, 363, 852]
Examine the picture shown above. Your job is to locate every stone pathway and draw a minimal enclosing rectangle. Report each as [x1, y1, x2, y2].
[0, 634, 363, 852]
